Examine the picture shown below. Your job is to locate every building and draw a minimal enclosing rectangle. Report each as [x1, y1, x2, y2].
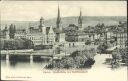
[53, 5, 66, 44]
[46, 26, 56, 44]
[25, 17, 56, 46]
[0, 30, 6, 39]
[78, 32, 90, 42]
[55, 6, 61, 42]
[2, 17, 56, 46]
[64, 10, 86, 42]
[15, 29, 26, 39]
[1, 6, 67, 46]
[78, 10, 83, 30]
[59, 33, 65, 43]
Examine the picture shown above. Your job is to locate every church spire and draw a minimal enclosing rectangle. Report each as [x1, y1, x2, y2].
[55, 5, 61, 42]
[78, 9, 82, 29]
[56, 5, 61, 29]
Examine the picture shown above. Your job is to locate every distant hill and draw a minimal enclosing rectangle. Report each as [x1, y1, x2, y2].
[1, 16, 127, 29]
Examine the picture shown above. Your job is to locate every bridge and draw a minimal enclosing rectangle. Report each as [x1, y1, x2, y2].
[1, 44, 99, 61]
[1, 48, 71, 63]
[1, 49, 55, 62]
[1, 51, 54, 56]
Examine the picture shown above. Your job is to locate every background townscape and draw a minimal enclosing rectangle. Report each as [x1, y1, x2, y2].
[0, 5, 127, 69]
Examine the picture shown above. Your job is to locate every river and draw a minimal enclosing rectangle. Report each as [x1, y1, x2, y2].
[1, 54, 127, 81]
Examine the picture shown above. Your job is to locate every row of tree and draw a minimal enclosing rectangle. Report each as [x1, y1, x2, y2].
[9, 24, 16, 39]
[111, 47, 128, 66]
[45, 49, 96, 69]
[0, 38, 34, 50]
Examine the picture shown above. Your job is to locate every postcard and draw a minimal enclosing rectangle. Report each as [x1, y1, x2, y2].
[0, 1, 127, 81]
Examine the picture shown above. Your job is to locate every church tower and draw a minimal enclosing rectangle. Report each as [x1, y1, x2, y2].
[78, 10, 82, 30]
[55, 5, 61, 42]
[39, 17, 45, 32]
[56, 5, 61, 29]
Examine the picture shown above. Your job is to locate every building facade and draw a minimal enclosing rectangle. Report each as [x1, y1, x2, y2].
[2, 17, 56, 46]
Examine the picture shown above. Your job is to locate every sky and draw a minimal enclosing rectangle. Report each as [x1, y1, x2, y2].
[0, 1, 127, 21]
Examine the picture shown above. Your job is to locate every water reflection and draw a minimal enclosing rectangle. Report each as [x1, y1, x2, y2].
[1, 54, 127, 70]
[1, 59, 49, 69]
[1, 54, 127, 81]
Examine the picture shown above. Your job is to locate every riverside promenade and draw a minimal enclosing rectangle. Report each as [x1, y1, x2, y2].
[87, 54, 127, 81]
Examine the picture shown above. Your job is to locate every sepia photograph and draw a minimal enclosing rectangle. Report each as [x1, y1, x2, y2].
[0, 1, 127, 81]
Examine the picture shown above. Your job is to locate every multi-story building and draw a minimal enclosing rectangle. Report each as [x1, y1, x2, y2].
[15, 29, 26, 39]
[78, 32, 90, 42]
[2, 17, 56, 46]
[26, 17, 56, 46]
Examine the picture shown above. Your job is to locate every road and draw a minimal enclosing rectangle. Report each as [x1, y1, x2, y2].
[87, 54, 127, 81]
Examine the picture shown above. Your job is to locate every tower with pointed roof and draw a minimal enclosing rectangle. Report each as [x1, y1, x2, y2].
[78, 10, 82, 30]
[56, 5, 61, 29]
[55, 5, 61, 42]
[39, 17, 45, 32]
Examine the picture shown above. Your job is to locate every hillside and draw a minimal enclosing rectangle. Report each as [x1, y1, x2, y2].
[1, 16, 127, 29]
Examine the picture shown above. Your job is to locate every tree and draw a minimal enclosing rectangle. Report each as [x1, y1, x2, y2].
[85, 40, 91, 45]
[21, 38, 34, 49]
[9, 24, 16, 39]
[84, 26, 95, 43]
[0, 39, 4, 50]
[95, 23, 106, 41]
[97, 43, 108, 54]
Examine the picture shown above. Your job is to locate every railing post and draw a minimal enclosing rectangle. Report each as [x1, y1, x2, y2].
[6, 54, 10, 67]
[30, 54, 33, 65]
[6, 54, 9, 60]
